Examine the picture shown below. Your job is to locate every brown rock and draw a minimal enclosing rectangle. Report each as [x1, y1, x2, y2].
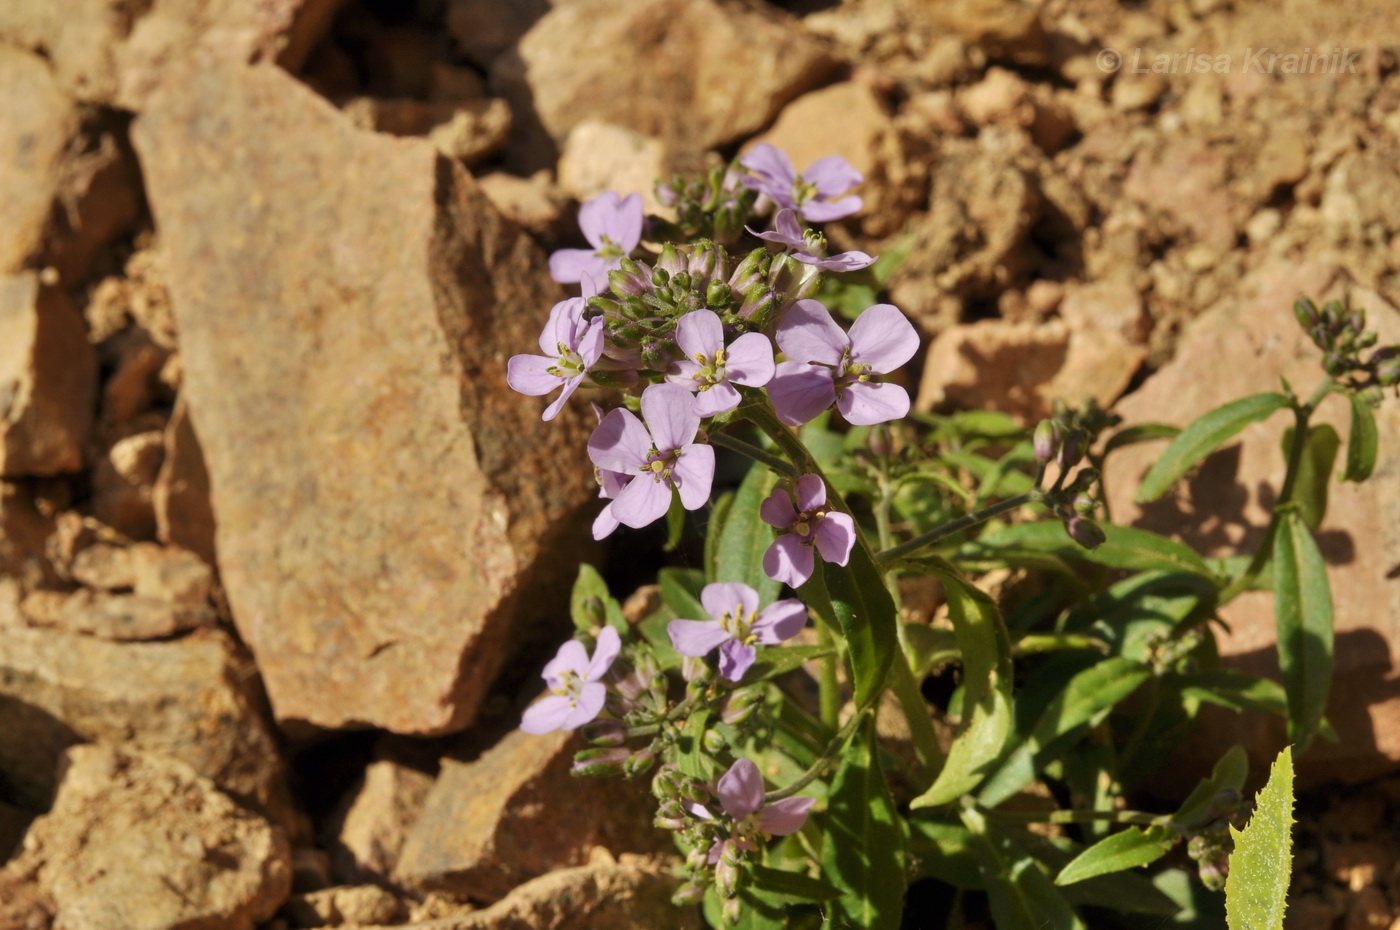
[329, 756, 435, 883]
[371, 854, 693, 930]
[0, 625, 291, 822]
[494, 0, 837, 173]
[915, 320, 1069, 423]
[42, 118, 143, 286]
[474, 172, 570, 243]
[5, 744, 290, 930]
[153, 398, 217, 566]
[90, 429, 164, 540]
[20, 588, 213, 640]
[749, 82, 892, 191]
[1105, 258, 1400, 784]
[0, 864, 51, 930]
[0, 0, 343, 108]
[0, 47, 80, 276]
[1123, 138, 1237, 253]
[0, 274, 97, 477]
[395, 729, 664, 902]
[132, 63, 598, 734]
[129, 542, 212, 606]
[284, 884, 405, 928]
[69, 542, 135, 591]
[0, 800, 33, 863]
[445, 0, 550, 70]
[557, 122, 667, 216]
[0, 483, 57, 594]
[341, 97, 512, 167]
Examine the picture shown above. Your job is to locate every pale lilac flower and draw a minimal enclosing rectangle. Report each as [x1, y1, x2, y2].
[667, 582, 806, 681]
[587, 383, 715, 532]
[748, 209, 875, 272]
[686, 758, 816, 859]
[520, 626, 622, 734]
[768, 299, 919, 427]
[507, 298, 605, 420]
[760, 474, 855, 588]
[740, 144, 863, 223]
[550, 192, 644, 287]
[587, 403, 632, 540]
[666, 310, 775, 417]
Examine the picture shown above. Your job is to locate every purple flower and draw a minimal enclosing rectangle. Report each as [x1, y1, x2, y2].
[520, 626, 622, 734]
[550, 191, 644, 287]
[687, 758, 816, 857]
[667, 582, 807, 681]
[587, 383, 715, 533]
[760, 474, 855, 587]
[768, 299, 919, 427]
[666, 310, 775, 417]
[740, 144, 863, 223]
[748, 209, 875, 272]
[507, 298, 605, 420]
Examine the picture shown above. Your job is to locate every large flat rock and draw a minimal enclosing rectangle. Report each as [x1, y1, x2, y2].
[131, 63, 596, 734]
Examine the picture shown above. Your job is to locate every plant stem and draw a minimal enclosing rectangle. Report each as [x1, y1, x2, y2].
[816, 621, 841, 730]
[709, 430, 797, 477]
[983, 806, 1174, 829]
[765, 707, 870, 803]
[876, 490, 1044, 566]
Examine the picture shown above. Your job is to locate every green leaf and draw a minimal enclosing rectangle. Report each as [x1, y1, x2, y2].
[1281, 424, 1339, 530]
[1017, 829, 1182, 917]
[677, 708, 713, 781]
[979, 657, 1152, 806]
[904, 623, 960, 678]
[747, 864, 843, 903]
[1343, 392, 1379, 482]
[705, 489, 735, 582]
[1171, 744, 1248, 831]
[910, 566, 1015, 808]
[702, 887, 786, 930]
[745, 644, 837, 682]
[1101, 422, 1182, 458]
[713, 463, 781, 605]
[816, 542, 898, 710]
[960, 806, 1086, 930]
[1055, 826, 1175, 886]
[569, 563, 627, 636]
[907, 816, 983, 888]
[1175, 669, 1288, 717]
[968, 522, 1214, 577]
[1274, 510, 1334, 751]
[821, 719, 907, 930]
[657, 566, 706, 620]
[1226, 747, 1294, 930]
[1136, 393, 1291, 503]
[664, 490, 686, 550]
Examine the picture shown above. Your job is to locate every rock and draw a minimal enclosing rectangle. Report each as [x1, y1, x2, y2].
[4, 744, 290, 930]
[132, 63, 598, 734]
[493, 0, 837, 173]
[90, 429, 165, 540]
[395, 728, 664, 902]
[1104, 258, 1400, 784]
[959, 67, 1031, 127]
[367, 854, 693, 930]
[557, 122, 667, 217]
[20, 588, 213, 640]
[475, 172, 570, 244]
[0, 799, 32, 863]
[0, 0, 343, 109]
[445, 0, 550, 70]
[0, 47, 80, 276]
[0, 625, 291, 822]
[329, 756, 435, 884]
[129, 542, 212, 606]
[749, 82, 892, 190]
[284, 884, 405, 928]
[0, 483, 57, 593]
[1050, 279, 1150, 411]
[153, 398, 217, 566]
[341, 97, 512, 167]
[915, 320, 1069, 422]
[42, 117, 143, 286]
[69, 542, 135, 591]
[1123, 138, 1238, 253]
[0, 864, 51, 930]
[0, 274, 98, 477]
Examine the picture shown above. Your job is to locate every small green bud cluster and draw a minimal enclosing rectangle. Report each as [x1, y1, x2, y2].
[653, 160, 759, 246]
[1294, 298, 1400, 400]
[1034, 400, 1121, 550]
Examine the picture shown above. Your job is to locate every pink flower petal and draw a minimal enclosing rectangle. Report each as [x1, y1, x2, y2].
[692, 382, 741, 417]
[667, 619, 732, 657]
[802, 156, 863, 197]
[814, 512, 855, 566]
[740, 144, 797, 190]
[767, 361, 836, 427]
[541, 375, 582, 421]
[752, 599, 807, 644]
[577, 191, 642, 251]
[562, 681, 607, 729]
[542, 640, 589, 681]
[837, 381, 910, 426]
[701, 582, 760, 623]
[775, 300, 846, 366]
[592, 503, 621, 540]
[587, 408, 652, 473]
[848, 304, 919, 373]
[717, 638, 757, 681]
[799, 195, 862, 223]
[675, 309, 723, 361]
[520, 694, 575, 734]
[672, 442, 715, 510]
[716, 758, 766, 819]
[724, 332, 775, 387]
[506, 354, 562, 396]
[640, 383, 700, 452]
[759, 488, 797, 529]
[759, 796, 816, 836]
[763, 535, 814, 588]
[549, 248, 598, 284]
[586, 626, 622, 680]
[609, 474, 672, 528]
[793, 474, 827, 513]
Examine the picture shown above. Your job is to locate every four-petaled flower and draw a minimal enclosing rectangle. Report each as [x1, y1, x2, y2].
[740, 144, 863, 223]
[550, 191, 644, 287]
[507, 298, 605, 420]
[666, 310, 776, 417]
[759, 474, 855, 588]
[687, 758, 816, 858]
[768, 299, 919, 427]
[749, 208, 875, 272]
[520, 626, 622, 734]
[587, 382, 715, 533]
[668, 582, 807, 681]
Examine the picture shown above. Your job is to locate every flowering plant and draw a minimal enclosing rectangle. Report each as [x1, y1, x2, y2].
[506, 151, 1398, 929]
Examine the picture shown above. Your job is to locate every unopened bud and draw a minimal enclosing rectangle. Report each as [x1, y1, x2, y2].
[680, 780, 711, 807]
[702, 728, 727, 754]
[1348, 308, 1366, 334]
[571, 747, 630, 778]
[609, 261, 651, 298]
[682, 655, 710, 684]
[657, 243, 686, 276]
[624, 749, 656, 778]
[1056, 429, 1085, 470]
[1073, 494, 1097, 516]
[715, 843, 743, 899]
[706, 280, 733, 308]
[1033, 420, 1058, 463]
[671, 881, 705, 906]
[688, 240, 720, 281]
[652, 765, 683, 801]
[722, 897, 743, 925]
[1065, 516, 1106, 550]
[1293, 298, 1319, 331]
[580, 718, 627, 747]
[728, 249, 767, 293]
[655, 181, 680, 208]
[721, 687, 766, 726]
[654, 799, 686, 831]
[1377, 357, 1400, 387]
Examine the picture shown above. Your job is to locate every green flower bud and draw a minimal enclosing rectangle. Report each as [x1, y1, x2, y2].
[657, 243, 686, 276]
[671, 881, 705, 906]
[572, 747, 629, 778]
[702, 728, 727, 754]
[1293, 298, 1320, 331]
[1033, 420, 1058, 463]
[624, 749, 656, 778]
[1066, 516, 1106, 550]
[580, 718, 626, 746]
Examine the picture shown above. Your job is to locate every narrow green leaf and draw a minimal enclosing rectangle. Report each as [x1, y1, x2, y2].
[702, 887, 786, 930]
[1176, 669, 1288, 717]
[960, 806, 1086, 930]
[1055, 826, 1175, 886]
[1018, 828, 1182, 916]
[713, 463, 781, 605]
[968, 522, 1214, 577]
[907, 816, 983, 887]
[569, 563, 627, 635]
[1343, 392, 1379, 482]
[704, 489, 735, 583]
[677, 708, 712, 781]
[1101, 422, 1182, 458]
[904, 624, 960, 679]
[1171, 745, 1248, 831]
[1137, 393, 1291, 503]
[1226, 747, 1294, 930]
[745, 644, 837, 682]
[663, 490, 686, 550]
[1274, 510, 1334, 751]
[817, 543, 898, 709]
[657, 566, 706, 620]
[979, 657, 1152, 806]
[747, 864, 843, 903]
[910, 566, 1015, 808]
[821, 720, 907, 930]
[1281, 424, 1339, 530]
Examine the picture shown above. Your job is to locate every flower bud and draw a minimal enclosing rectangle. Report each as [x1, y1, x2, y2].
[721, 686, 766, 726]
[654, 799, 686, 830]
[671, 881, 705, 906]
[1065, 516, 1106, 550]
[624, 749, 656, 778]
[1073, 494, 1097, 516]
[611, 259, 652, 298]
[580, 718, 627, 747]
[728, 249, 768, 294]
[1056, 428, 1085, 470]
[680, 780, 711, 807]
[652, 764, 683, 800]
[1033, 420, 1058, 463]
[1293, 298, 1319, 331]
[721, 897, 743, 925]
[682, 654, 710, 684]
[657, 243, 686, 277]
[688, 240, 720, 281]
[702, 728, 727, 754]
[1348, 308, 1366, 334]
[571, 747, 630, 778]
[1377, 356, 1400, 387]
[715, 842, 743, 899]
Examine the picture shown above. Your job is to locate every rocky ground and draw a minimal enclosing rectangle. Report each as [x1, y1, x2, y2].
[1, 0, 1399, 927]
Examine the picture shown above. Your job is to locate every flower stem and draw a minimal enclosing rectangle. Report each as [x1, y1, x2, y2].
[764, 707, 870, 803]
[876, 490, 1044, 566]
[982, 806, 1175, 829]
[709, 430, 797, 477]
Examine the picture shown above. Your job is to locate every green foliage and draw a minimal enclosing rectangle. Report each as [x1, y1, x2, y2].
[1282, 423, 1339, 530]
[1273, 509, 1334, 751]
[1136, 392, 1292, 503]
[710, 463, 782, 605]
[821, 720, 907, 929]
[1226, 748, 1295, 930]
[1055, 826, 1175, 886]
[1343, 392, 1379, 481]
